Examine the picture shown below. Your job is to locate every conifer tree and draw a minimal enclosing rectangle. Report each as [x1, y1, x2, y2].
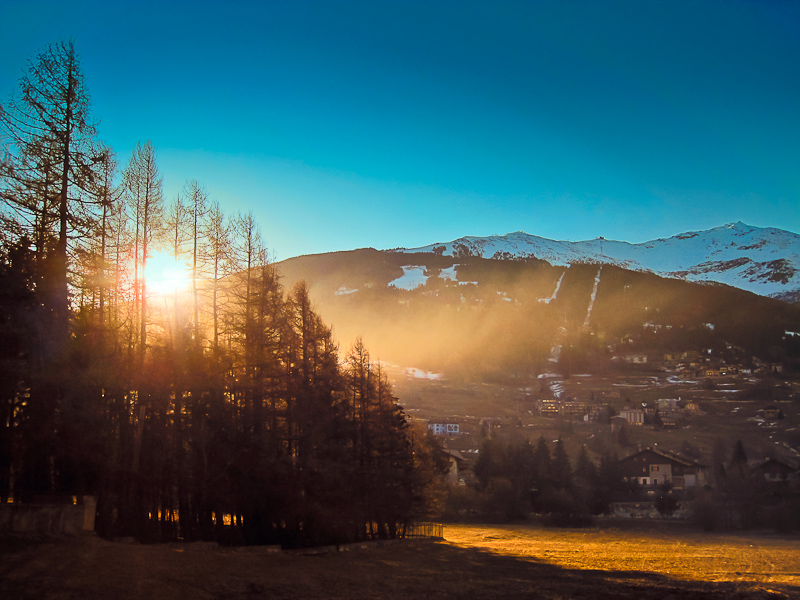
[0, 40, 104, 355]
[532, 435, 552, 490]
[551, 437, 572, 490]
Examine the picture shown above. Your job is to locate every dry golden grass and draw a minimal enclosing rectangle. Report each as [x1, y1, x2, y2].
[445, 522, 800, 587]
[2, 523, 799, 599]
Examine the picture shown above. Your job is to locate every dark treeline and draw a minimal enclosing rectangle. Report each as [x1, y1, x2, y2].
[0, 41, 444, 546]
[447, 435, 631, 525]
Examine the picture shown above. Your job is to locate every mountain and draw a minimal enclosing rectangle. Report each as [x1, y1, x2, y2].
[276, 241, 800, 381]
[392, 222, 800, 302]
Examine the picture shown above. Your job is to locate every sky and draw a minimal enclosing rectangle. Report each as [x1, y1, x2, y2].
[1, 0, 798, 261]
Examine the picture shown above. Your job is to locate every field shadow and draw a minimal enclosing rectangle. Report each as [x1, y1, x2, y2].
[1, 534, 797, 600]
[358, 540, 800, 600]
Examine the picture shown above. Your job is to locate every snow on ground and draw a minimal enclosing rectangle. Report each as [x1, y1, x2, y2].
[439, 265, 477, 286]
[389, 266, 428, 290]
[539, 271, 565, 304]
[583, 267, 602, 327]
[395, 222, 800, 298]
[404, 367, 444, 380]
[440, 265, 458, 282]
[335, 286, 358, 296]
[548, 344, 562, 363]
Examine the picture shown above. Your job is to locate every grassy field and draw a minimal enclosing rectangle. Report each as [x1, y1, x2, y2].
[2, 523, 799, 599]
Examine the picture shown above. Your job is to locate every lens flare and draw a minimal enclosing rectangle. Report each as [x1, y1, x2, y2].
[145, 251, 190, 295]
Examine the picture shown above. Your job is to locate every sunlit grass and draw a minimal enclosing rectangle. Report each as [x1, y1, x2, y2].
[2, 523, 798, 599]
[444, 523, 800, 585]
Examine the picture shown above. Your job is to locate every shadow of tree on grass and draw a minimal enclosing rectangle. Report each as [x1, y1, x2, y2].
[0, 535, 796, 600]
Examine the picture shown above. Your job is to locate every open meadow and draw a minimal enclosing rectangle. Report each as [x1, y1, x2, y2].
[2, 522, 799, 599]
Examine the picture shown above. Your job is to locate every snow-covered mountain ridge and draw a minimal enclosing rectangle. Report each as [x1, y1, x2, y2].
[392, 222, 800, 301]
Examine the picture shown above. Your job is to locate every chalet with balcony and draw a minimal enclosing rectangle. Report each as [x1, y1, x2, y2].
[618, 448, 708, 489]
[753, 458, 798, 484]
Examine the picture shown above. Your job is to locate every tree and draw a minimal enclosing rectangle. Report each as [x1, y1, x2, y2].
[203, 201, 231, 352]
[574, 444, 597, 487]
[531, 435, 552, 491]
[122, 140, 163, 362]
[184, 180, 209, 345]
[0, 40, 104, 356]
[0, 41, 436, 547]
[731, 439, 748, 472]
[551, 437, 572, 490]
[0, 41, 107, 499]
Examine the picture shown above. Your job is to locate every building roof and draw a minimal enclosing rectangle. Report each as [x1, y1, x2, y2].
[619, 447, 707, 469]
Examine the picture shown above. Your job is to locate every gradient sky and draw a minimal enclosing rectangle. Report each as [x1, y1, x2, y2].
[1, 0, 798, 260]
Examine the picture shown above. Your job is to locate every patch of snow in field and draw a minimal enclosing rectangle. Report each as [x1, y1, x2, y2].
[389, 266, 428, 290]
[404, 367, 444, 380]
[548, 344, 562, 363]
[667, 376, 697, 384]
[438, 265, 477, 286]
[335, 286, 358, 296]
[440, 265, 458, 282]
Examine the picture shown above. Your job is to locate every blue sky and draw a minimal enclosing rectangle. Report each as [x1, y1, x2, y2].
[1, 0, 798, 260]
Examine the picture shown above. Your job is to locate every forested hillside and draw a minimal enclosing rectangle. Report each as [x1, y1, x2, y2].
[277, 251, 800, 379]
[0, 42, 443, 546]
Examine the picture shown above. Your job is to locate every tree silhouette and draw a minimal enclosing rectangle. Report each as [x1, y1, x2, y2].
[0, 42, 441, 546]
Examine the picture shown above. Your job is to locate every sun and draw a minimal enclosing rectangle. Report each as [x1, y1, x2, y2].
[145, 251, 191, 295]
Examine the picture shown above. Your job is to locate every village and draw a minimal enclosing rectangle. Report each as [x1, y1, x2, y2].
[390, 349, 800, 523]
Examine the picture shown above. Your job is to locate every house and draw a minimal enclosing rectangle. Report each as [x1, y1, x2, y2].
[443, 449, 467, 485]
[760, 406, 783, 422]
[610, 415, 628, 432]
[656, 398, 681, 411]
[753, 458, 798, 484]
[537, 400, 560, 416]
[618, 408, 644, 426]
[621, 353, 648, 364]
[584, 405, 611, 422]
[684, 402, 701, 415]
[562, 400, 590, 420]
[659, 413, 679, 429]
[618, 448, 708, 489]
[428, 423, 460, 436]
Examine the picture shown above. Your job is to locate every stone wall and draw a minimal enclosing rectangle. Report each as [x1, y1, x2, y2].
[0, 496, 96, 535]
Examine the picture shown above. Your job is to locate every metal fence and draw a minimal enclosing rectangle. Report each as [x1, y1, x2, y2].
[402, 522, 443, 539]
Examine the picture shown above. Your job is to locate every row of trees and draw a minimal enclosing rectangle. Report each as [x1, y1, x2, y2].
[448, 435, 629, 525]
[0, 41, 444, 546]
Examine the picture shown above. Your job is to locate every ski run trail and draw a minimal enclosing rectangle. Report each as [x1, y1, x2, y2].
[583, 267, 602, 328]
[539, 271, 565, 304]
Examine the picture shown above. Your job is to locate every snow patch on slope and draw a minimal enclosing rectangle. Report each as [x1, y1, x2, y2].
[583, 267, 602, 328]
[404, 367, 444, 380]
[539, 271, 565, 304]
[393, 222, 800, 299]
[389, 266, 428, 290]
